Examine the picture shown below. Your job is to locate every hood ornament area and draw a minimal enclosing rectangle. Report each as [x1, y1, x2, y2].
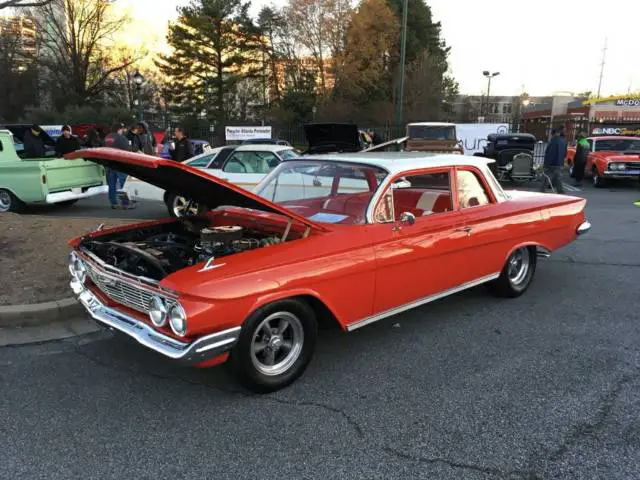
[197, 256, 225, 273]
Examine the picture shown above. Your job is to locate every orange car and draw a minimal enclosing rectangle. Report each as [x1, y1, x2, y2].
[66, 148, 589, 392]
[566, 136, 640, 187]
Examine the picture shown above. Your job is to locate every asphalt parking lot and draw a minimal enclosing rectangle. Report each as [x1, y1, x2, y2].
[2, 180, 640, 479]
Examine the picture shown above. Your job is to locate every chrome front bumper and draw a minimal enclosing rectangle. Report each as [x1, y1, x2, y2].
[603, 170, 640, 178]
[72, 280, 240, 365]
[577, 221, 591, 236]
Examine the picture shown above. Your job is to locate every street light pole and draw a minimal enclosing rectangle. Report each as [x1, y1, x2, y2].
[133, 70, 145, 121]
[482, 71, 500, 121]
[395, 0, 409, 135]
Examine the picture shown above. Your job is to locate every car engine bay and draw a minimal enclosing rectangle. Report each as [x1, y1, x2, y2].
[80, 217, 291, 281]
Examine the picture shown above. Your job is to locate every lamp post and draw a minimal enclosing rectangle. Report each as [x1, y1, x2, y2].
[133, 70, 144, 121]
[395, 0, 409, 135]
[482, 71, 500, 121]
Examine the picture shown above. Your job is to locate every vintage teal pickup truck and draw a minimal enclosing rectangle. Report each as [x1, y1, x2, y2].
[0, 127, 107, 213]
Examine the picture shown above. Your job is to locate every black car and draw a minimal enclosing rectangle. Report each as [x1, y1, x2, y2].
[476, 133, 537, 182]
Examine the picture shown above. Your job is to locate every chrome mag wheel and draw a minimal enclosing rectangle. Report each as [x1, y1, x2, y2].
[0, 190, 12, 212]
[250, 311, 304, 377]
[507, 247, 531, 287]
[172, 195, 200, 217]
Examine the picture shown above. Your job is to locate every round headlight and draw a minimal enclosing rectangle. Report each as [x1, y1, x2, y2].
[68, 252, 86, 283]
[169, 304, 187, 337]
[505, 163, 513, 171]
[149, 296, 168, 327]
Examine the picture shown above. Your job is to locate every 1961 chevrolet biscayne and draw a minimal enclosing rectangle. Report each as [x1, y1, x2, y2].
[66, 148, 590, 393]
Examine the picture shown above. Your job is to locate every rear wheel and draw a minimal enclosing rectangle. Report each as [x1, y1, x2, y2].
[229, 299, 317, 393]
[165, 193, 207, 218]
[488, 246, 537, 298]
[0, 189, 24, 213]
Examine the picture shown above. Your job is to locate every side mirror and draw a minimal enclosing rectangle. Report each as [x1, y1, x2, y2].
[400, 211, 416, 226]
[394, 211, 416, 231]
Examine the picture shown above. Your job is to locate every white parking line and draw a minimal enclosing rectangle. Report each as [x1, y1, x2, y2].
[562, 183, 581, 192]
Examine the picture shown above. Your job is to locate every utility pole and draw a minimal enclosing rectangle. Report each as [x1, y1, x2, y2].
[394, 0, 409, 135]
[596, 38, 607, 98]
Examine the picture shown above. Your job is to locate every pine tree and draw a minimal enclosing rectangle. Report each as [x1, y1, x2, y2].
[157, 0, 262, 138]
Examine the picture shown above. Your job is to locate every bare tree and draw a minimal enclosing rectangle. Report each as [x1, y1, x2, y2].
[0, 0, 52, 9]
[35, 0, 135, 108]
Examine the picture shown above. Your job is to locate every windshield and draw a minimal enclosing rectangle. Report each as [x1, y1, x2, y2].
[255, 160, 388, 224]
[408, 125, 456, 141]
[595, 139, 640, 152]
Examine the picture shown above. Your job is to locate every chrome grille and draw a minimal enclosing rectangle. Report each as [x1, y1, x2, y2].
[85, 262, 154, 313]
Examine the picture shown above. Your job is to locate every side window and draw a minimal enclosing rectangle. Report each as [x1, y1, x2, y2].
[456, 170, 490, 209]
[375, 171, 453, 222]
[186, 153, 214, 168]
[223, 153, 249, 173]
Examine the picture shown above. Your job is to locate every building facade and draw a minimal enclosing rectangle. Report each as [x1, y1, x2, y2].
[0, 16, 36, 70]
[522, 94, 640, 141]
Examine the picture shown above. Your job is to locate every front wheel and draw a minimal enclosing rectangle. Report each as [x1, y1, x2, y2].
[592, 167, 605, 188]
[0, 189, 24, 213]
[488, 246, 537, 298]
[165, 193, 207, 218]
[229, 299, 318, 393]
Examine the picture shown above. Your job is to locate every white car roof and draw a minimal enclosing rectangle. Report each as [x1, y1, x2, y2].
[299, 152, 494, 176]
[233, 144, 295, 153]
[407, 122, 456, 127]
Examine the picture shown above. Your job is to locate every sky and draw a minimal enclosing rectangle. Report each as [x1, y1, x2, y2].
[118, 0, 640, 97]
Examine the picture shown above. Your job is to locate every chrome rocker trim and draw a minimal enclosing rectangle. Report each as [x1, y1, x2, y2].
[346, 272, 500, 332]
[72, 281, 240, 365]
[577, 221, 591, 236]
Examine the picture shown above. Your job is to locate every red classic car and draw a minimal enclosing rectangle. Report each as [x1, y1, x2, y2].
[566, 136, 640, 187]
[66, 148, 590, 393]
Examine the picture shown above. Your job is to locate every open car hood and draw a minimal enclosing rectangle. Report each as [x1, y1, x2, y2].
[65, 148, 328, 232]
[303, 123, 362, 153]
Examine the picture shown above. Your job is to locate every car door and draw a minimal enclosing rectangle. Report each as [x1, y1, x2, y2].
[368, 168, 471, 314]
[217, 151, 281, 191]
[454, 167, 515, 280]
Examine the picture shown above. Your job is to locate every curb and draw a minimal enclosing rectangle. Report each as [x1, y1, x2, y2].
[0, 297, 84, 328]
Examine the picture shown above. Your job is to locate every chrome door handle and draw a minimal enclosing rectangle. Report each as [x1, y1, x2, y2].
[456, 226, 473, 235]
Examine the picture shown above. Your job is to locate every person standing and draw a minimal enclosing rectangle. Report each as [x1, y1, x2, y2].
[126, 123, 144, 153]
[105, 123, 133, 209]
[85, 128, 104, 148]
[573, 133, 589, 187]
[55, 125, 80, 157]
[139, 121, 157, 156]
[23, 124, 47, 158]
[169, 126, 193, 162]
[540, 126, 567, 194]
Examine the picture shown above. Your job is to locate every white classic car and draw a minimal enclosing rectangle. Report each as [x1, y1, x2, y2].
[123, 144, 298, 217]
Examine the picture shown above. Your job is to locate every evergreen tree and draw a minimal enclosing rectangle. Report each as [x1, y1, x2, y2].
[157, 0, 262, 139]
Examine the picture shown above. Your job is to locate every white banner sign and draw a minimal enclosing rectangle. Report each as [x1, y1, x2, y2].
[225, 126, 272, 141]
[455, 123, 510, 155]
[42, 125, 63, 137]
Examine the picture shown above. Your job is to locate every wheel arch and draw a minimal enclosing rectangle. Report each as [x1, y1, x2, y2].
[247, 290, 345, 331]
[501, 242, 548, 265]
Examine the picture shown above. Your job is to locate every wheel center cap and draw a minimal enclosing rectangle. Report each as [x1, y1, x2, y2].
[269, 335, 282, 350]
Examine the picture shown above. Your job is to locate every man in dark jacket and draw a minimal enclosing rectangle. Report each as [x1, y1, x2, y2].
[55, 125, 80, 157]
[169, 127, 193, 162]
[539, 126, 567, 194]
[126, 123, 144, 152]
[105, 123, 133, 209]
[573, 133, 589, 187]
[23, 124, 47, 158]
